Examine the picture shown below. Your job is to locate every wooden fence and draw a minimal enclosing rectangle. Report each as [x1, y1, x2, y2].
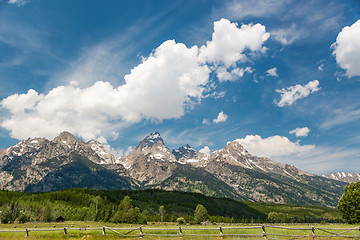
[0, 225, 360, 239]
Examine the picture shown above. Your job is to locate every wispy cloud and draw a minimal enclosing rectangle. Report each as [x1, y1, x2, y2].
[217, 0, 345, 45]
[222, 0, 287, 20]
[275, 145, 360, 174]
[8, 0, 29, 6]
[271, 24, 302, 45]
[321, 108, 360, 129]
[0, 18, 45, 53]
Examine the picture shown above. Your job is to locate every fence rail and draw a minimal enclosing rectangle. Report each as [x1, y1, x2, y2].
[0, 225, 359, 238]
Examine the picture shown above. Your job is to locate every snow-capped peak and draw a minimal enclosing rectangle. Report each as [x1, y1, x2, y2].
[138, 131, 165, 149]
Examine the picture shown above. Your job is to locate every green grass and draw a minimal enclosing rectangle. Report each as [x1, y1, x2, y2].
[0, 222, 359, 239]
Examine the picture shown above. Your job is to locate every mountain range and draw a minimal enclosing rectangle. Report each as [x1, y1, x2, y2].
[0, 131, 353, 207]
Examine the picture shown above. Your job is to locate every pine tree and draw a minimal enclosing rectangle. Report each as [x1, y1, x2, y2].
[42, 205, 53, 222]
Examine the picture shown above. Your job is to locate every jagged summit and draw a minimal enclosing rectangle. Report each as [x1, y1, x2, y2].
[137, 131, 164, 149]
[172, 144, 197, 161]
[52, 131, 77, 149]
[53, 131, 76, 141]
[87, 139, 117, 164]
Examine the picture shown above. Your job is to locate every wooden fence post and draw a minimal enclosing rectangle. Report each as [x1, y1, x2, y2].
[312, 226, 316, 240]
[139, 226, 143, 238]
[102, 226, 106, 235]
[25, 228, 29, 237]
[262, 225, 267, 239]
[63, 227, 67, 235]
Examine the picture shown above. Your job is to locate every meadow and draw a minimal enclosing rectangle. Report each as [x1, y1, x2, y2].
[0, 222, 359, 239]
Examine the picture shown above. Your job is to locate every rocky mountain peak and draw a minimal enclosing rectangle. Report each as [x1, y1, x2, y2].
[52, 131, 77, 147]
[138, 131, 164, 150]
[87, 139, 116, 164]
[172, 144, 197, 161]
[0, 137, 49, 159]
[225, 140, 248, 154]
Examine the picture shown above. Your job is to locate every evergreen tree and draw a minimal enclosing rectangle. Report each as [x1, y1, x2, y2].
[125, 207, 141, 223]
[140, 210, 149, 224]
[111, 196, 133, 223]
[104, 206, 113, 222]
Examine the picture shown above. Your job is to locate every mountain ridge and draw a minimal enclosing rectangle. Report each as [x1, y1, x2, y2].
[0, 131, 349, 207]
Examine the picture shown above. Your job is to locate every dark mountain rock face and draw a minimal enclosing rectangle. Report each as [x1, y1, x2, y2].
[24, 153, 132, 192]
[172, 144, 197, 161]
[137, 132, 164, 149]
[0, 131, 348, 207]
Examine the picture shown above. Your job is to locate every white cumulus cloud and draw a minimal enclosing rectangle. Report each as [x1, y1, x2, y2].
[236, 134, 315, 158]
[289, 127, 310, 137]
[1, 18, 269, 142]
[213, 111, 228, 124]
[1, 40, 210, 141]
[332, 19, 360, 78]
[199, 18, 270, 68]
[275, 80, 320, 107]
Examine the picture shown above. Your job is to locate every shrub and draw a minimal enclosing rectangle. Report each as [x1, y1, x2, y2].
[194, 204, 209, 224]
[176, 217, 186, 225]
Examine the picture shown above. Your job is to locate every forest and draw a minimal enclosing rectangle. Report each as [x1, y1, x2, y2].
[0, 188, 342, 224]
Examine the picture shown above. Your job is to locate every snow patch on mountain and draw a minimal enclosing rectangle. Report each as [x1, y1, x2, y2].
[323, 172, 360, 183]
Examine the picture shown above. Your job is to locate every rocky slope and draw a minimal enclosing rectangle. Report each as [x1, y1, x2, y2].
[0, 131, 348, 207]
[323, 172, 360, 183]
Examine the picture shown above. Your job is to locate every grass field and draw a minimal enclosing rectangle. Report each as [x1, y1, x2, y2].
[0, 222, 359, 239]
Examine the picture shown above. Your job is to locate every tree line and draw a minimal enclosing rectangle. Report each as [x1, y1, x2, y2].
[0, 194, 211, 225]
[0, 188, 345, 224]
[0, 189, 258, 224]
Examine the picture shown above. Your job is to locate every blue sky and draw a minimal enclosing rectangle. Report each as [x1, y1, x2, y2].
[0, 0, 360, 174]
